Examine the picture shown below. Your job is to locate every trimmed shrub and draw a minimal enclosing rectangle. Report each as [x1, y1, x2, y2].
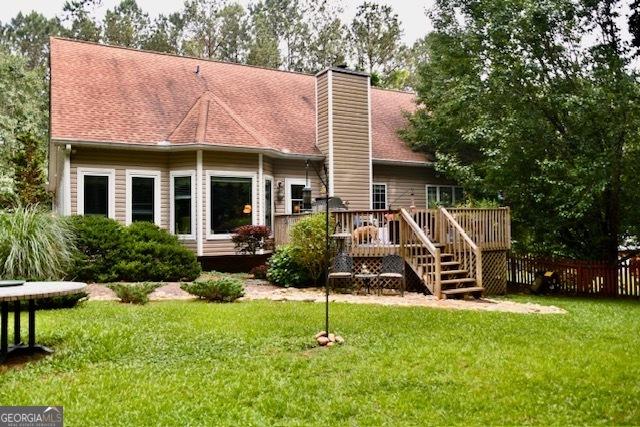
[108, 282, 160, 305]
[68, 215, 128, 283]
[0, 205, 74, 280]
[68, 217, 201, 283]
[114, 222, 201, 282]
[181, 277, 245, 302]
[290, 213, 335, 284]
[266, 245, 310, 287]
[231, 225, 271, 255]
[250, 264, 268, 279]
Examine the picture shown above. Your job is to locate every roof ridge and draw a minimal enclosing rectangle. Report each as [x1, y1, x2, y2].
[166, 93, 203, 142]
[50, 36, 315, 79]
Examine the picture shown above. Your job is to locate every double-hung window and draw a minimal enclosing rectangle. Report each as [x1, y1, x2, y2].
[285, 178, 311, 214]
[170, 171, 196, 239]
[126, 170, 161, 225]
[372, 183, 387, 210]
[77, 168, 115, 218]
[207, 172, 256, 238]
[426, 185, 464, 208]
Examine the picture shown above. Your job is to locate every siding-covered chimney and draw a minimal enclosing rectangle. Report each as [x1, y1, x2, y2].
[316, 68, 371, 210]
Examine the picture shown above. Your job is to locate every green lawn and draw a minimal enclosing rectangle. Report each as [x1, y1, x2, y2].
[1, 296, 640, 425]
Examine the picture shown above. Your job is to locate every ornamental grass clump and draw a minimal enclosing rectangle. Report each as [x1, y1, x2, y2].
[181, 277, 245, 302]
[0, 205, 74, 280]
[107, 282, 160, 305]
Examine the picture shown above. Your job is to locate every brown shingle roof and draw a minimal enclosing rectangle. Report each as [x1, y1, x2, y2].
[50, 37, 428, 163]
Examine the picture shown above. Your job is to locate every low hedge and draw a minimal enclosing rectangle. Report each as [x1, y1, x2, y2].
[181, 277, 245, 302]
[108, 282, 160, 305]
[68, 217, 201, 283]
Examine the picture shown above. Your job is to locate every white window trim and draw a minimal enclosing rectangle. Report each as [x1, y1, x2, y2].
[426, 185, 463, 208]
[284, 178, 308, 214]
[77, 167, 116, 219]
[372, 182, 388, 210]
[170, 170, 196, 240]
[264, 175, 275, 233]
[125, 169, 161, 226]
[206, 170, 257, 240]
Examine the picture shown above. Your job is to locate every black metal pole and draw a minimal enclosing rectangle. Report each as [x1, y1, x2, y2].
[325, 164, 330, 336]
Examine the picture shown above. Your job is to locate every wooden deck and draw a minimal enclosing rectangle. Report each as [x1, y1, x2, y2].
[273, 207, 511, 298]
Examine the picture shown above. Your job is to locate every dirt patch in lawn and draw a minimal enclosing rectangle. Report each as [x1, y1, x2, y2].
[87, 280, 565, 314]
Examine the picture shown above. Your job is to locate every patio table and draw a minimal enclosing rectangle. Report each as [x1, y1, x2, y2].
[0, 281, 86, 363]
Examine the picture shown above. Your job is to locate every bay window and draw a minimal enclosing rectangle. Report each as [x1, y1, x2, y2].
[264, 177, 273, 230]
[207, 172, 256, 238]
[170, 171, 196, 238]
[126, 170, 161, 225]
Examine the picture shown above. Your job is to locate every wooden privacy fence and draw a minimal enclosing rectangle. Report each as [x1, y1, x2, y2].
[508, 254, 640, 297]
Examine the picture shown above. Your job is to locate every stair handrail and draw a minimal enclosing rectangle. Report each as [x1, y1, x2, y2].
[399, 208, 442, 297]
[439, 207, 483, 289]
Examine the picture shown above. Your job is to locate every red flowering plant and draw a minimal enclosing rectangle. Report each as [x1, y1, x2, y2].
[231, 225, 271, 255]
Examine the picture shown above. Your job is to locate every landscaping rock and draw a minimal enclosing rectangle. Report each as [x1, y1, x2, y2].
[326, 341, 335, 347]
[314, 331, 327, 339]
[335, 335, 345, 344]
[328, 333, 336, 342]
[317, 336, 330, 346]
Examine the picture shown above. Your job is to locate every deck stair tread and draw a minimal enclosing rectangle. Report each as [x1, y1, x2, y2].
[440, 277, 476, 285]
[442, 286, 484, 295]
[432, 269, 467, 276]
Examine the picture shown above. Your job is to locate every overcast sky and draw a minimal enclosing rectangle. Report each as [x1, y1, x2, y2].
[0, 0, 436, 45]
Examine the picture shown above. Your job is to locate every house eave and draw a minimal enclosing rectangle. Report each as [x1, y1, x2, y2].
[51, 138, 326, 161]
[372, 158, 433, 167]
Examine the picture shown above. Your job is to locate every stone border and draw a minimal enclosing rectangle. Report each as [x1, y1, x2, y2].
[87, 281, 565, 315]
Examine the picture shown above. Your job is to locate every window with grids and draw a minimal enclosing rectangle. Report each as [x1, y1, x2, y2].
[372, 184, 387, 210]
[426, 185, 464, 208]
[290, 184, 311, 213]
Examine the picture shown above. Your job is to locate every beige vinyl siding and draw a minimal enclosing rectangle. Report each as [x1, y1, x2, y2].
[169, 151, 196, 170]
[330, 72, 370, 209]
[316, 73, 329, 157]
[70, 147, 170, 229]
[372, 164, 454, 210]
[272, 159, 322, 215]
[201, 151, 259, 256]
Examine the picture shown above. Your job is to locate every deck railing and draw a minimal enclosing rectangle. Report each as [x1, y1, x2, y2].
[399, 208, 442, 296]
[445, 207, 511, 250]
[275, 208, 511, 252]
[332, 210, 401, 257]
[274, 213, 312, 246]
[439, 207, 483, 289]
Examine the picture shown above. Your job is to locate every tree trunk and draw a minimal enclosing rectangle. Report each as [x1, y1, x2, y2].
[602, 147, 623, 297]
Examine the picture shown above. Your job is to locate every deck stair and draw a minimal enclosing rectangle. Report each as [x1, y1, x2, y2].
[399, 207, 483, 299]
